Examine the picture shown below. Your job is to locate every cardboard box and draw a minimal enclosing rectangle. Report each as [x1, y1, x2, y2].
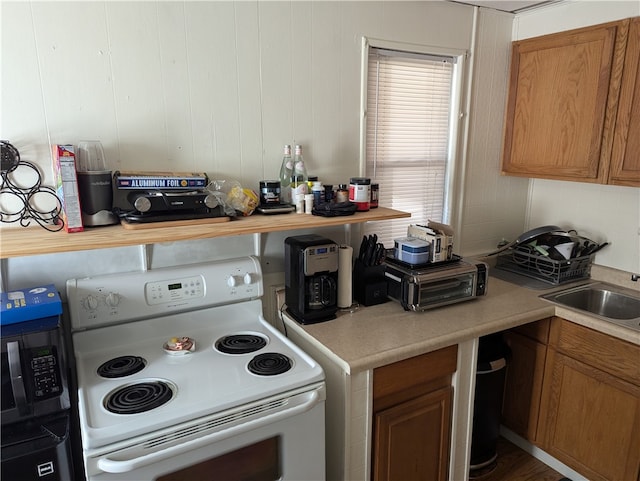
[1, 284, 62, 326]
[114, 171, 209, 189]
[52, 144, 84, 232]
[407, 221, 454, 262]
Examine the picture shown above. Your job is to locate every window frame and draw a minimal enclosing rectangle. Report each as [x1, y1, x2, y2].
[359, 37, 468, 245]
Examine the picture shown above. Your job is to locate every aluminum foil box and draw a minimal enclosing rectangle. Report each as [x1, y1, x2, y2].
[1, 285, 62, 326]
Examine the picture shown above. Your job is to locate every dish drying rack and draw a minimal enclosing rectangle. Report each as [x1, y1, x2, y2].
[495, 248, 594, 285]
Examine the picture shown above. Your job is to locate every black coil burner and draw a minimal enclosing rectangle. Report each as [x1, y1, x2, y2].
[105, 381, 173, 414]
[97, 356, 146, 378]
[248, 353, 292, 376]
[215, 334, 267, 355]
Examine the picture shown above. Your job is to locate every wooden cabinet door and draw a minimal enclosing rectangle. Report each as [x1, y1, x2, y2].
[539, 348, 640, 481]
[610, 17, 640, 186]
[502, 331, 547, 444]
[372, 386, 452, 481]
[502, 20, 628, 182]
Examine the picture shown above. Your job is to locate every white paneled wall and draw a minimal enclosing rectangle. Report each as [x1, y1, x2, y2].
[460, 7, 530, 255]
[0, 1, 484, 286]
[8, 0, 604, 289]
[2, 1, 474, 186]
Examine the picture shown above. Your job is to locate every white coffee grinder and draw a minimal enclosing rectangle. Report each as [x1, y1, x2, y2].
[76, 141, 118, 226]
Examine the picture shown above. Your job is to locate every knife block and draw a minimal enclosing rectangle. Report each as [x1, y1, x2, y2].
[353, 259, 388, 306]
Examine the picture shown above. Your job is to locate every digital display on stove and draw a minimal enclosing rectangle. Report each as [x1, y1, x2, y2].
[145, 275, 204, 305]
[316, 247, 327, 254]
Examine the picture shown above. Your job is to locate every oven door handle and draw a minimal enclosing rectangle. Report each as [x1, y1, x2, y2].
[96, 388, 321, 474]
[7, 341, 29, 416]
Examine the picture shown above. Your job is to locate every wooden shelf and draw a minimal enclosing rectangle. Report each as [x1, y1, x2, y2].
[0, 207, 410, 259]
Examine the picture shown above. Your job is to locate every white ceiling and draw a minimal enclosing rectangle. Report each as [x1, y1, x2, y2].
[451, 0, 560, 13]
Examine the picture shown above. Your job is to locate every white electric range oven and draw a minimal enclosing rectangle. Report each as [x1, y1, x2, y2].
[66, 256, 325, 480]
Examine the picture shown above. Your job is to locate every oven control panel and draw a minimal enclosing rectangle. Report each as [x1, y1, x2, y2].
[66, 256, 263, 330]
[145, 275, 205, 305]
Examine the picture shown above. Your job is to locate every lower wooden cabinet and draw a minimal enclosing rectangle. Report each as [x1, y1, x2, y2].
[373, 387, 452, 481]
[539, 348, 640, 481]
[372, 345, 457, 481]
[503, 317, 640, 481]
[538, 318, 640, 481]
[501, 323, 549, 444]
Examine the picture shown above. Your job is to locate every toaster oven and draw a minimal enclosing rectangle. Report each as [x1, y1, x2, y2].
[385, 257, 488, 311]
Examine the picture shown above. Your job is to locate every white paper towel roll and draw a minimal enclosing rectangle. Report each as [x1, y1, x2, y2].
[338, 245, 353, 309]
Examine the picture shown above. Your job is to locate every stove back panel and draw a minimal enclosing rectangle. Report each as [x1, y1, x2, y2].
[67, 256, 263, 331]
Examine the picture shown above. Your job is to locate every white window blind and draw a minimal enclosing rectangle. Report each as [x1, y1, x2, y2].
[365, 47, 456, 247]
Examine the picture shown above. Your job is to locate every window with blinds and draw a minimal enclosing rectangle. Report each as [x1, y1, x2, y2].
[365, 46, 458, 247]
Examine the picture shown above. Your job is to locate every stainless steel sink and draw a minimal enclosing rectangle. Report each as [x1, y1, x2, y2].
[541, 282, 640, 331]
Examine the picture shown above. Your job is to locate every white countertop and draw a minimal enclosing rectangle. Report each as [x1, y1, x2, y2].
[282, 268, 640, 374]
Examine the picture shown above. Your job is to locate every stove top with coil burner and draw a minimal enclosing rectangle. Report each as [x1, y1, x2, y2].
[97, 355, 146, 378]
[215, 333, 268, 354]
[105, 380, 175, 415]
[67, 257, 324, 451]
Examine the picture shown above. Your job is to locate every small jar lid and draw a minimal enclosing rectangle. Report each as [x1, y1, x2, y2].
[349, 177, 371, 185]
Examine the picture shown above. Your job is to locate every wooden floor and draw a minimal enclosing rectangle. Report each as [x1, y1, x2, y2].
[470, 437, 568, 481]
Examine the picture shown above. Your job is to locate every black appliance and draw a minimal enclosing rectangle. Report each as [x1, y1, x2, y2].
[1, 318, 75, 481]
[119, 190, 227, 223]
[470, 334, 510, 473]
[385, 256, 488, 311]
[285, 235, 339, 324]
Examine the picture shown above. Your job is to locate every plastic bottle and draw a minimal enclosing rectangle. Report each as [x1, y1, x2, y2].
[290, 145, 308, 205]
[336, 184, 349, 203]
[307, 175, 318, 191]
[311, 179, 323, 206]
[349, 177, 371, 211]
[278, 145, 293, 204]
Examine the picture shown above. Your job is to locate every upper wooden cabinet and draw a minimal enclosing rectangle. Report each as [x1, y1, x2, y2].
[610, 17, 640, 186]
[501, 18, 639, 187]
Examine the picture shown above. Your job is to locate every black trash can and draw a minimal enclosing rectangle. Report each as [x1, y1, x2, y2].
[470, 333, 510, 472]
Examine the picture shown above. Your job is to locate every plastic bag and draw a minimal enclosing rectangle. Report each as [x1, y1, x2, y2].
[205, 180, 258, 216]
[312, 201, 357, 217]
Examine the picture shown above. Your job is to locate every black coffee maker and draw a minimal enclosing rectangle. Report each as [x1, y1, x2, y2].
[285, 235, 339, 324]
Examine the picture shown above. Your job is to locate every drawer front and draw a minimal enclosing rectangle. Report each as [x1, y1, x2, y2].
[373, 345, 458, 403]
[550, 317, 640, 386]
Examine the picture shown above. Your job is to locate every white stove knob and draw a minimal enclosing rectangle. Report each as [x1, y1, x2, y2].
[105, 292, 121, 307]
[83, 295, 99, 310]
[227, 275, 241, 288]
[243, 273, 255, 285]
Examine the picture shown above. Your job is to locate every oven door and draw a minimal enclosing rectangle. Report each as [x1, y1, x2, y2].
[411, 271, 477, 310]
[84, 383, 326, 481]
